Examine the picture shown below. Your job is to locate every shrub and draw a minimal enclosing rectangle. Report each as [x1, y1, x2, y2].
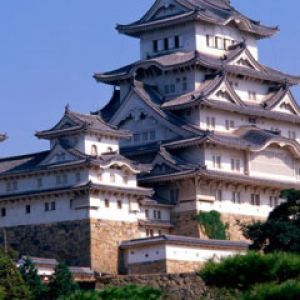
[198, 252, 300, 290]
[19, 257, 48, 300]
[62, 285, 163, 300]
[98, 285, 163, 300]
[243, 189, 300, 253]
[243, 280, 300, 300]
[194, 210, 228, 240]
[0, 254, 31, 300]
[48, 263, 79, 300]
[60, 290, 101, 300]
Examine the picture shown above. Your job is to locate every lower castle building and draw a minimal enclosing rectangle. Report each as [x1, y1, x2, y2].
[0, 108, 247, 274]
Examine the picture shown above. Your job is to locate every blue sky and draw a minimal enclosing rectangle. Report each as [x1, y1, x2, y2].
[0, 0, 300, 157]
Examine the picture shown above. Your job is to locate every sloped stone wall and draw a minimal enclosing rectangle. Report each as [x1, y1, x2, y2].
[90, 219, 140, 274]
[171, 210, 203, 238]
[0, 220, 91, 266]
[221, 213, 266, 241]
[96, 273, 211, 300]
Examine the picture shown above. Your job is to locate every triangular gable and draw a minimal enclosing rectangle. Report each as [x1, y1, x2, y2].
[38, 144, 79, 166]
[151, 152, 183, 176]
[141, 0, 189, 23]
[206, 78, 243, 105]
[270, 91, 300, 116]
[110, 86, 191, 139]
[228, 48, 262, 71]
[50, 115, 82, 132]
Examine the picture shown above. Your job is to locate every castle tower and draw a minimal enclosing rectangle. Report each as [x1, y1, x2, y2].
[94, 0, 300, 240]
[0, 108, 165, 273]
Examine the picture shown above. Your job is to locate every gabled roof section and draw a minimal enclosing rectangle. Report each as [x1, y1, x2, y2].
[227, 46, 262, 71]
[263, 87, 300, 116]
[116, 0, 278, 39]
[94, 47, 300, 86]
[109, 80, 204, 137]
[143, 146, 199, 180]
[162, 73, 244, 110]
[37, 142, 86, 167]
[93, 152, 151, 174]
[36, 106, 130, 140]
[164, 126, 300, 157]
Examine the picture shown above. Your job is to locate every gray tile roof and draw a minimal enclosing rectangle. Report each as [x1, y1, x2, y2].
[94, 47, 300, 86]
[36, 107, 130, 139]
[0, 151, 51, 175]
[0, 180, 153, 200]
[162, 73, 245, 109]
[120, 234, 249, 250]
[0, 141, 149, 177]
[90, 183, 154, 197]
[164, 126, 300, 153]
[93, 152, 152, 173]
[104, 80, 203, 136]
[199, 98, 300, 124]
[117, 0, 277, 39]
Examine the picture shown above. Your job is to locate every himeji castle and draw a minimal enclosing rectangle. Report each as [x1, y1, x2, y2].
[0, 0, 299, 275]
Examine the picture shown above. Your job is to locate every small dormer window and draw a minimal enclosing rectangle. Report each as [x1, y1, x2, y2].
[91, 145, 98, 156]
[153, 40, 158, 52]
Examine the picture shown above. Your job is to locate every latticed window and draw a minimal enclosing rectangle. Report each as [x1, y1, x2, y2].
[232, 191, 241, 204]
[213, 155, 222, 169]
[251, 194, 260, 206]
[215, 189, 222, 201]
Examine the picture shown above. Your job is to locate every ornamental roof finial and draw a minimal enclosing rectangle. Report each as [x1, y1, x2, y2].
[65, 104, 70, 114]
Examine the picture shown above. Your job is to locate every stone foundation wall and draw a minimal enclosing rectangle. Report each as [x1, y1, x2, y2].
[96, 273, 210, 300]
[127, 260, 167, 275]
[171, 210, 203, 238]
[90, 219, 140, 274]
[172, 210, 266, 241]
[167, 260, 204, 274]
[0, 219, 141, 275]
[221, 213, 266, 241]
[0, 220, 91, 267]
[127, 260, 204, 275]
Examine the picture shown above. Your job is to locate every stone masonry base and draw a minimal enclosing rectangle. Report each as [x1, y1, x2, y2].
[127, 260, 204, 275]
[96, 273, 210, 300]
[0, 219, 139, 274]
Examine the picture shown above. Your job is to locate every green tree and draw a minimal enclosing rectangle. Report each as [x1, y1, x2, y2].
[48, 263, 78, 300]
[194, 210, 228, 240]
[0, 287, 5, 300]
[19, 257, 48, 300]
[243, 189, 300, 253]
[0, 253, 31, 300]
[243, 280, 300, 300]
